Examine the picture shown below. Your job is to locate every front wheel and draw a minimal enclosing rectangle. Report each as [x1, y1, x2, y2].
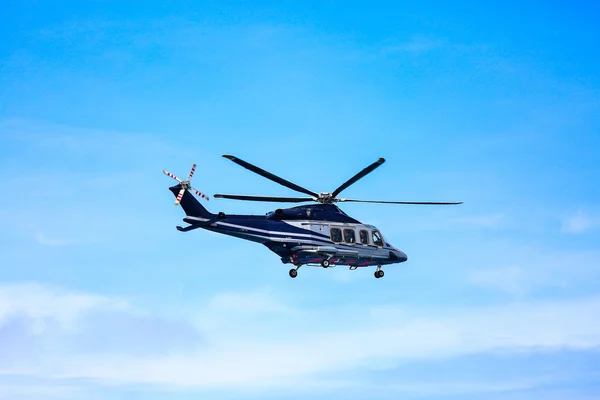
[289, 269, 298, 278]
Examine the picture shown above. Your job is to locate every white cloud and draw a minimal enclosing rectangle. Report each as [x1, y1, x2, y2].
[33, 232, 106, 247]
[0, 283, 128, 330]
[451, 213, 504, 228]
[562, 210, 598, 234]
[385, 379, 542, 396]
[207, 288, 287, 314]
[0, 118, 182, 159]
[41, 296, 600, 390]
[0, 382, 82, 400]
[459, 242, 600, 296]
[1, 283, 600, 391]
[383, 37, 443, 54]
[469, 266, 528, 296]
[34, 233, 73, 247]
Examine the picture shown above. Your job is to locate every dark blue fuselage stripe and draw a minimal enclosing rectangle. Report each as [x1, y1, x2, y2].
[212, 225, 332, 245]
[198, 216, 384, 250]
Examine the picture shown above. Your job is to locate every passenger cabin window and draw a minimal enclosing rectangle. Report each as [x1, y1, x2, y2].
[343, 229, 356, 243]
[359, 230, 370, 245]
[330, 228, 342, 243]
[372, 230, 383, 247]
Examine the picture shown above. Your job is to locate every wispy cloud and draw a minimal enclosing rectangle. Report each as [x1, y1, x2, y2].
[562, 210, 598, 234]
[34, 233, 73, 247]
[0, 118, 183, 161]
[49, 296, 600, 389]
[0, 382, 83, 400]
[469, 266, 528, 296]
[0, 118, 214, 248]
[382, 36, 444, 54]
[207, 288, 287, 314]
[451, 213, 505, 228]
[2, 282, 600, 393]
[465, 247, 600, 296]
[0, 283, 128, 329]
[384, 378, 545, 396]
[33, 232, 106, 247]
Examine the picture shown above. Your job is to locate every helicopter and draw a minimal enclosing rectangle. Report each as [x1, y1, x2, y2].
[163, 155, 462, 279]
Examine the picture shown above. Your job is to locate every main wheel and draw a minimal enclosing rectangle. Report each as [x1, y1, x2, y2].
[374, 271, 379, 279]
[375, 270, 384, 278]
[321, 259, 330, 268]
[289, 269, 298, 278]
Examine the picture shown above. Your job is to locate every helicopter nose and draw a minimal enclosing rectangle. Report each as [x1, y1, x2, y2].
[397, 250, 408, 262]
[389, 248, 408, 262]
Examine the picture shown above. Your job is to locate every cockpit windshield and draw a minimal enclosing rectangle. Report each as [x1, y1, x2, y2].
[372, 230, 383, 247]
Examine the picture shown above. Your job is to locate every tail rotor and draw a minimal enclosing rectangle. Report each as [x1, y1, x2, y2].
[163, 163, 210, 205]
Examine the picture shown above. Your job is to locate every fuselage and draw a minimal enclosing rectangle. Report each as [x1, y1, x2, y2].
[183, 204, 408, 268]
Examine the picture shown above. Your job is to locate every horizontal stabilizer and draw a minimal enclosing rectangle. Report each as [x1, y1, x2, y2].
[176, 225, 201, 232]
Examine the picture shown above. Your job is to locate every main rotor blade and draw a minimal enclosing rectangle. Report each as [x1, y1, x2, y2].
[331, 157, 386, 198]
[222, 155, 318, 197]
[338, 198, 463, 205]
[214, 194, 314, 203]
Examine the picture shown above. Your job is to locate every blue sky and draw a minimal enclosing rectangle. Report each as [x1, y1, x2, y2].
[1, 1, 600, 399]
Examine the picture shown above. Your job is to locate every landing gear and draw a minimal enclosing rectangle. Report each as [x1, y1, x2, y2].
[374, 265, 384, 279]
[321, 259, 330, 268]
[289, 263, 301, 278]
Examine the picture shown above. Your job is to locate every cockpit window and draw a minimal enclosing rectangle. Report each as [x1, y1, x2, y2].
[359, 230, 370, 245]
[372, 230, 383, 247]
[343, 229, 356, 243]
[330, 228, 342, 243]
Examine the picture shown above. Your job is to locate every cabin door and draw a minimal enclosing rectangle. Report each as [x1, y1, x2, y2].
[309, 224, 328, 242]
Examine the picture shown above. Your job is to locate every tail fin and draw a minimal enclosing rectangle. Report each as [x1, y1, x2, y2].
[169, 185, 214, 219]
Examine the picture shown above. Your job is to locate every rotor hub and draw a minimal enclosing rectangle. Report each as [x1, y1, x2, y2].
[162, 164, 210, 204]
[317, 192, 334, 204]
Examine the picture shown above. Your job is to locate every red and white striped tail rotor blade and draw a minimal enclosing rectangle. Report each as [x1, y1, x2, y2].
[174, 188, 186, 205]
[163, 170, 182, 183]
[191, 187, 210, 201]
[187, 164, 197, 181]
